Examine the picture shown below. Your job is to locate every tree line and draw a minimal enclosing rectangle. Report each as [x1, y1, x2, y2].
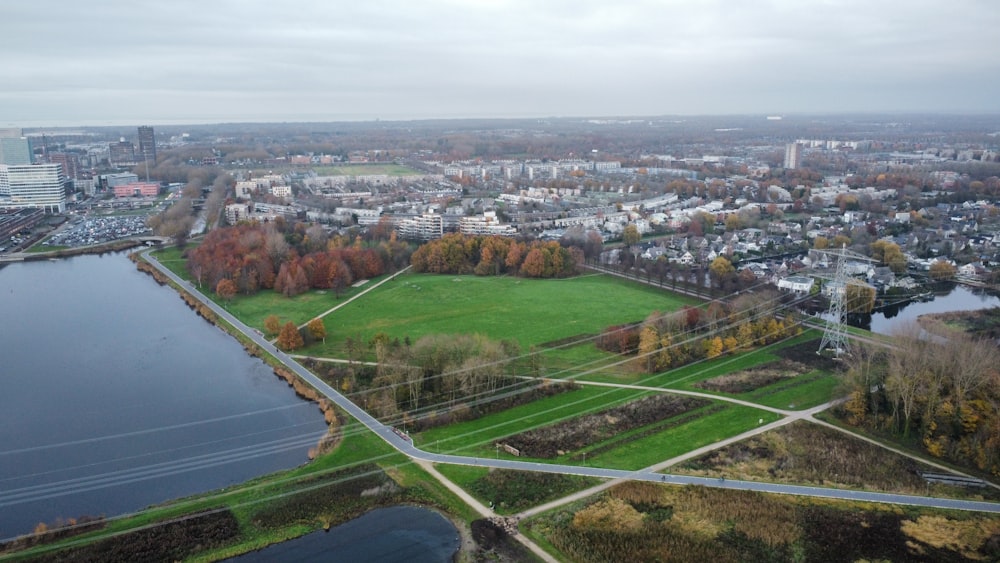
[410, 233, 583, 278]
[597, 292, 801, 373]
[186, 220, 411, 298]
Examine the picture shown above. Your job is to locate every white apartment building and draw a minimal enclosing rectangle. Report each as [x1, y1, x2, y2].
[397, 213, 443, 241]
[235, 181, 256, 198]
[459, 211, 517, 237]
[225, 203, 252, 224]
[0, 163, 67, 213]
[784, 142, 802, 169]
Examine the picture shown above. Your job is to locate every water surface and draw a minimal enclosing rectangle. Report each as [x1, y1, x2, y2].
[0, 253, 328, 538]
[230, 505, 461, 563]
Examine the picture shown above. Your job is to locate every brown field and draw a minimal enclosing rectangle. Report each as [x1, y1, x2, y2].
[676, 421, 1000, 500]
[693, 359, 811, 393]
[525, 481, 1000, 562]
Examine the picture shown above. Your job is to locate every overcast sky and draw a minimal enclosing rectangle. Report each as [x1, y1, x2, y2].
[3, 0, 999, 127]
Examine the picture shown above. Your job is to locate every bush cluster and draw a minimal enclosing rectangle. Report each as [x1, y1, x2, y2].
[31, 510, 239, 563]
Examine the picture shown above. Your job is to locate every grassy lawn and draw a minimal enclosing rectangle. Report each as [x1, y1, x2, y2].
[746, 371, 841, 410]
[531, 331, 838, 410]
[26, 243, 70, 252]
[147, 251, 698, 356]
[224, 289, 361, 328]
[300, 273, 697, 358]
[314, 164, 422, 176]
[533, 343, 634, 380]
[590, 404, 780, 470]
[151, 245, 192, 277]
[414, 381, 779, 472]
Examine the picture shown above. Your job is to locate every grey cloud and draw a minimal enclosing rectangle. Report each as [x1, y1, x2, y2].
[2, 0, 998, 125]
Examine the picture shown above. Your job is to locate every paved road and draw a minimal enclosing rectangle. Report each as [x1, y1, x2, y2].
[142, 250, 1000, 515]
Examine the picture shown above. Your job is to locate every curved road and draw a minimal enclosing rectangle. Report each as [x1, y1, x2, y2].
[143, 250, 1000, 514]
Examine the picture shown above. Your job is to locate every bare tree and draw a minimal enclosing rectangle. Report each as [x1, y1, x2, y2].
[885, 323, 933, 436]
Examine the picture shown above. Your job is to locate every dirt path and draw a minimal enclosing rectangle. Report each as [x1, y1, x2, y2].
[416, 460, 558, 563]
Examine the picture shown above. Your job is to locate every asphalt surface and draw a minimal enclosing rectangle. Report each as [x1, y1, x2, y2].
[143, 249, 1000, 514]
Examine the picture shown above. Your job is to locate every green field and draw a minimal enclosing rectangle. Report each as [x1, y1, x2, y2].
[149, 250, 697, 354]
[307, 273, 698, 355]
[313, 164, 421, 176]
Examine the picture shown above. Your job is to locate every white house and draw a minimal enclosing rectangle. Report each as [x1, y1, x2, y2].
[777, 275, 814, 295]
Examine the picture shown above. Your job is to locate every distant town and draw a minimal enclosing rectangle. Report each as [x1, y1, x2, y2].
[4, 115, 1000, 302]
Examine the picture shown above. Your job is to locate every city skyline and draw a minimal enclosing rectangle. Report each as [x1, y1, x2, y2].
[2, 0, 999, 127]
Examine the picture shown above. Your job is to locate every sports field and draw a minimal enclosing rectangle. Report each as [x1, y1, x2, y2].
[313, 164, 421, 176]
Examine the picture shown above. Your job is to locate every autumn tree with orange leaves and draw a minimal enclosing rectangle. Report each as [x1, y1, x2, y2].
[277, 322, 304, 351]
[186, 222, 400, 299]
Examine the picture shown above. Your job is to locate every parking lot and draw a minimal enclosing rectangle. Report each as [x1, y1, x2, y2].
[43, 215, 153, 248]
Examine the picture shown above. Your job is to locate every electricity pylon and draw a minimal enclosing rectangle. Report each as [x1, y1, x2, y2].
[817, 245, 851, 357]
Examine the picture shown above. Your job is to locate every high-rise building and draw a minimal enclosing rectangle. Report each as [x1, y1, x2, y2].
[783, 142, 802, 169]
[109, 138, 137, 167]
[0, 128, 32, 165]
[47, 152, 81, 180]
[137, 125, 156, 164]
[0, 163, 67, 213]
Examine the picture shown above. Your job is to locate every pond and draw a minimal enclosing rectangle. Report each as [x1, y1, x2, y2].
[229, 506, 461, 563]
[853, 284, 1000, 335]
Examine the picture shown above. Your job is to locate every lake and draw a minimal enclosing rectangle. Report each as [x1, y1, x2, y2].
[0, 252, 329, 539]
